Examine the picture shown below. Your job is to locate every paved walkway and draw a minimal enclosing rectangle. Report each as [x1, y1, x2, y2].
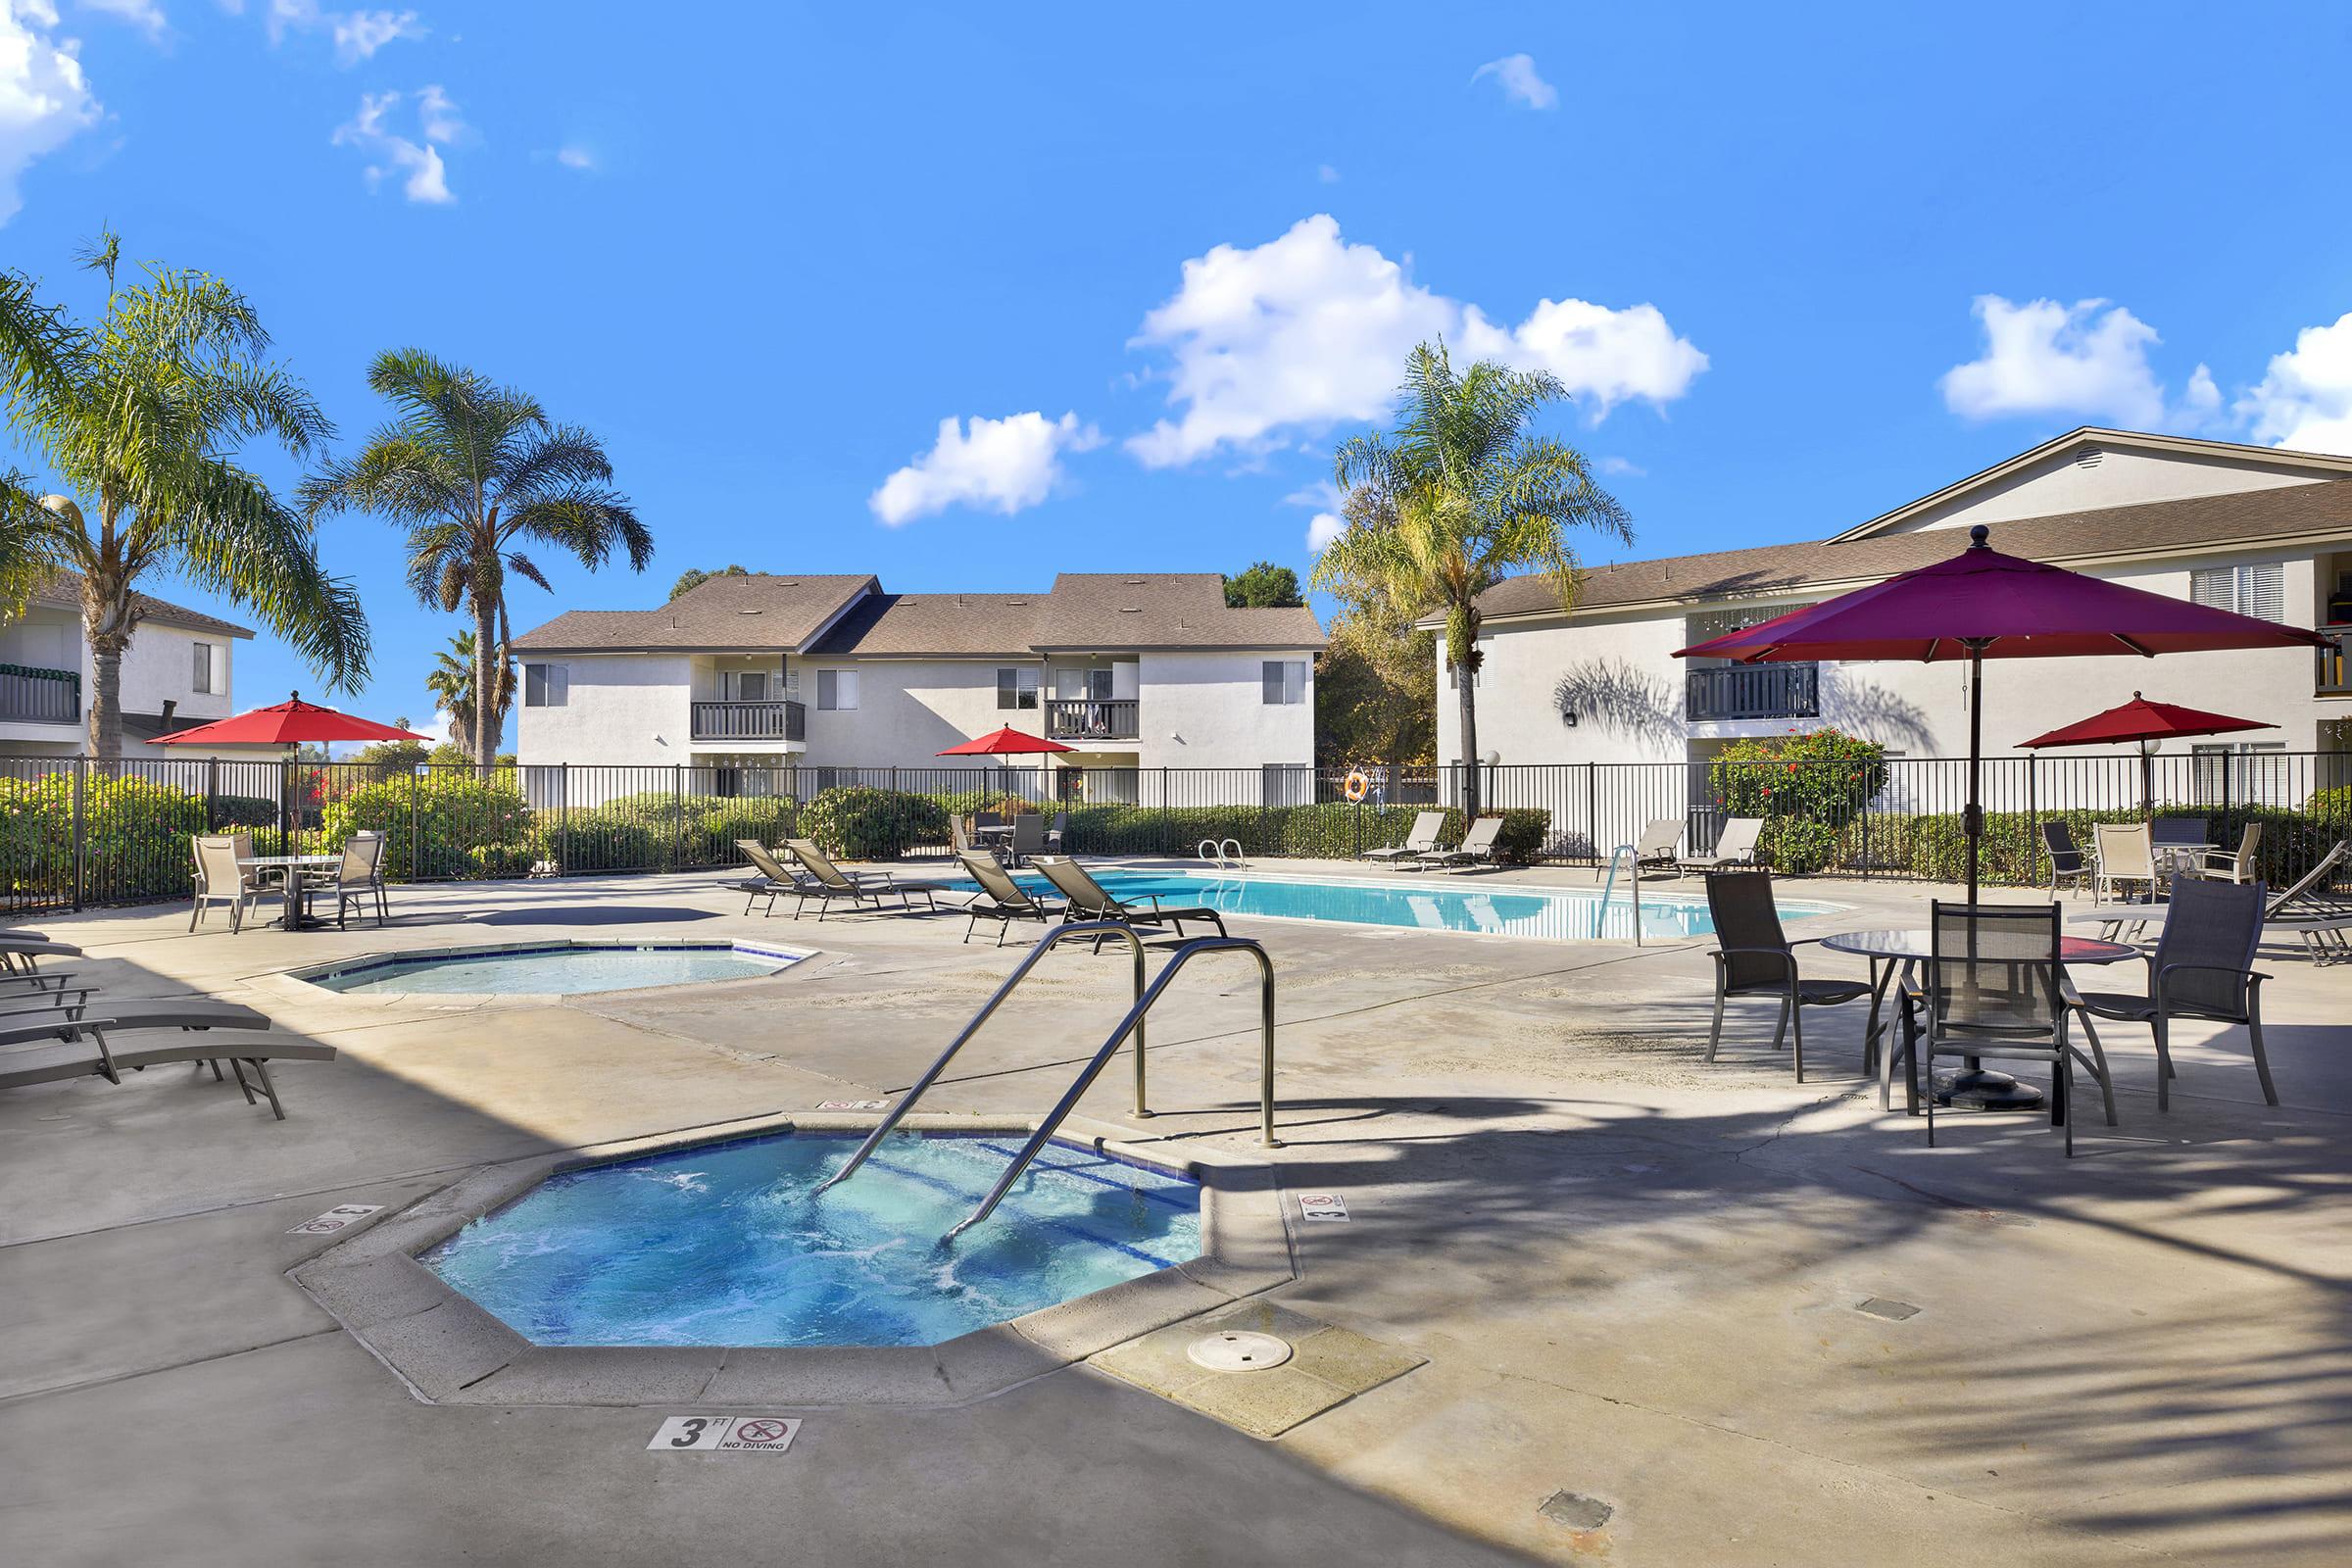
[4, 862, 2348, 1565]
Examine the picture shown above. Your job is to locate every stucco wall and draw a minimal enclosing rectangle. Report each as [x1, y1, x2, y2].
[514, 653, 692, 770]
[1882, 449, 2329, 535]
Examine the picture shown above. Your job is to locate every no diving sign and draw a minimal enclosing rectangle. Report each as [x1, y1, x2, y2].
[648, 1416, 802, 1454]
[1298, 1193, 1349, 1223]
[286, 1203, 383, 1237]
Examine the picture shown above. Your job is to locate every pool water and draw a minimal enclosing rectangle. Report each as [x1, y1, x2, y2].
[1006, 867, 1836, 942]
[303, 942, 799, 996]
[421, 1133, 1202, 1347]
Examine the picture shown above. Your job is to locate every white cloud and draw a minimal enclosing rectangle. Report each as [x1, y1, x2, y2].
[1472, 53, 1557, 110]
[869, 411, 1103, 526]
[1316, 163, 1340, 183]
[1125, 215, 1706, 467]
[1596, 456, 1645, 477]
[555, 142, 594, 172]
[77, 0, 166, 39]
[2236, 311, 2352, 456]
[0, 0, 99, 226]
[1938, 295, 2169, 425]
[1304, 512, 1346, 552]
[267, 1, 422, 64]
[333, 87, 454, 202]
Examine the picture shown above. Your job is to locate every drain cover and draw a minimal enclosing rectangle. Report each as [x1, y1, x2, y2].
[1186, 1330, 1294, 1373]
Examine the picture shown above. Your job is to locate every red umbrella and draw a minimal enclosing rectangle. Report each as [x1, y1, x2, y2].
[2020, 692, 2274, 814]
[934, 726, 1073, 758]
[157, 691, 433, 748]
[1676, 524, 2328, 898]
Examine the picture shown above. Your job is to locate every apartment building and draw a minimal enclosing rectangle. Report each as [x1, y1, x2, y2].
[0, 573, 258, 758]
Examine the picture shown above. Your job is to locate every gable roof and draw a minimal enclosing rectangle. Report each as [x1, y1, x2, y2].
[1461, 478, 2352, 627]
[1829, 427, 2352, 542]
[512, 574, 877, 653]
[1036, 573, 1325, 651]
[27, 572, 255, 640]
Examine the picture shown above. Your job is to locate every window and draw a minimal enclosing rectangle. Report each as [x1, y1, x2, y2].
[1261, 660, 1306, 705]
[191, 642, 217, 696]
[2190, 563, 2285, 621]
[522, 662, 568, 708]
[1054, 666, 1112, 701]
[2191, 741, 2290, 806]
[816, 669, 858, 710]
[997, 667, 1039, 710]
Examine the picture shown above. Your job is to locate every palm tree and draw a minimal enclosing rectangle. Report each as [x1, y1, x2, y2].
[302, 350, 651, 767]
[1313, 341, 1630, 820]
[1, 234, 368, 760]
[423, 628, 507, 759]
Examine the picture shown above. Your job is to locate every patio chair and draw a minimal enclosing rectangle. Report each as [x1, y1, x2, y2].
[1921, 902, 2102, 1156]
[956, 851, 1062, 946]
[304, 831, 389, 929]
[2200, 822, 2262, 884]
[1361, 809, 1445, 863]
[725, 839, 810, 916]
[2039, 820, 2091, 896]
[1632, 817, 1685, 876]
[1006, 813, 1046, 867]
[190, 834, 266, 934]
[1031, 856, 1228, 948]
[949, 814, 1000, 865]
[1702, 871, 1869, 1082]
[781, 838, 951, 920]
[2093, 822, 2157, 903]
[0, 1013, 335, 1120]
[1415, 814, 1505, 873]
[1679, 816, 1763, 877]
[2069, 877, 2273, 1111]
[1043, 811, 1068, 854]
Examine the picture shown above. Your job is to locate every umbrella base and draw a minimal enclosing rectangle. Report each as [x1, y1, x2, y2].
[1934, 1067, 2046, 1111]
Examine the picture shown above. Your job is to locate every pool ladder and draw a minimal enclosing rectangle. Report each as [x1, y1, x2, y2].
[1198, 837, 1246, 868]
[1597, 843, 1643, 946]
[812, 920, 1279, 1242]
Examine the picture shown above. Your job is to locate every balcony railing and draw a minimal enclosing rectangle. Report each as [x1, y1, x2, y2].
[690, 699, 805, 743]
[0, 663, 80, 725]
[1045, 698, 1139, 742]
[2321, 625, 2351, 695]
[1686, 662, 1821, 723]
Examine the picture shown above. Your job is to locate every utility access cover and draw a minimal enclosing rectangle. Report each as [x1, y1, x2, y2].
[1186, 1330, 1293, 1373]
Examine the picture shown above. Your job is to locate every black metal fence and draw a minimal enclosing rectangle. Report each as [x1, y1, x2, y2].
[2, 751, 2346, 914]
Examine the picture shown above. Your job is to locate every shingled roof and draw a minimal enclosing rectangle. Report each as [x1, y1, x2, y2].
[806, 592, 1047, 658]
[512, 574, 878, 653]
[1036, 573, 1325, 651]
[28, 572, 256, 640]
[1460, 480, 2352, 625]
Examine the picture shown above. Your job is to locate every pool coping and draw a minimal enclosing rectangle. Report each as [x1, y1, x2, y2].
[287, 1109, 1295, 1408]
[262, 937, 816, 1007]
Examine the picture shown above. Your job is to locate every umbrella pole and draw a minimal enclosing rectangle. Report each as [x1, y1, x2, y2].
[1965, 642, 1984, 903]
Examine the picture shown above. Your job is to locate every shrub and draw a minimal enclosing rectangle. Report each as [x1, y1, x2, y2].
[320, 771, 531, 880]
[208, 793, 281, 829]
[1709, 729, 1889, 831]
[798, 786, 947, 859]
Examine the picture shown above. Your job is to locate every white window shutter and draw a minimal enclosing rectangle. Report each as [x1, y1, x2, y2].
[2240, 563, 2284, 622]
[2190, 567, 2233, 611]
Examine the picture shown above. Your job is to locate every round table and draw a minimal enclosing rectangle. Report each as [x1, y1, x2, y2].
[1819, 929, 2140, 1111]
[241, 854, 339, 931]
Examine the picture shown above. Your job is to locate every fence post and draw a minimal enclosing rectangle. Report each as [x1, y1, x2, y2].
[1585, 761, 1597, 863]
[71, 760, 86, 912]
[410, 765, 421, 881]
[672, 763, 685, 870]
[559, 762, 570, 876]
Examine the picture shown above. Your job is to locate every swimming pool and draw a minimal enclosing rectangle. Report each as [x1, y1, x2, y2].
[422, 1132, 1202, 1347]
[297, 940, 803, 996]
[1004, 866, 1837, 942]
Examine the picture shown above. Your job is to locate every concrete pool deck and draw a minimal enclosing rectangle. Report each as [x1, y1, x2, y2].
[3, 858, 2348, 1565]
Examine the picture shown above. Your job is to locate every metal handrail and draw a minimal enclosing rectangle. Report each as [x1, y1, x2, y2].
[813, 921, 1149, 1196]
[946, 935, 1276, 1241]
[1597, 843, 1643, 947]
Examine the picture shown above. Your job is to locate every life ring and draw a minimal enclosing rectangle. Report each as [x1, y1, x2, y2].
[1343, 769, 1370, 803]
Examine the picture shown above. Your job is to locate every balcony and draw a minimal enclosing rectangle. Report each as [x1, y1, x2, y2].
[2321, 626, 2351, 696]
[690, 699, 805, 743]
[1045, 698, 1139, 742]
[0, 663, 80, 725]
[1686, 662, 1821, 723]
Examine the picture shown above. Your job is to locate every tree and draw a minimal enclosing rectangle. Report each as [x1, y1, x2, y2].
[1, 234, 368, 760]
[1222, 561, 1304, 608]
[350, 716, 430, 776]
[423, 628, 508, 761]
[1315, 551, 1437, 782]
[302, 351, 651, 768]
[1313, 341, 1628, 818]
[670, 564, 748, 601]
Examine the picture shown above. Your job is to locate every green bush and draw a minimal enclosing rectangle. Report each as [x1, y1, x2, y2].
[208, 793, 280, 828]
[319, 771, 530, 881]
[1709, 730, 1888, 830]
[799, 785, 948, 859]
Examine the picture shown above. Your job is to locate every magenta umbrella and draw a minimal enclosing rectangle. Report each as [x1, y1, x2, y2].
[1676, 524, 2328, 898]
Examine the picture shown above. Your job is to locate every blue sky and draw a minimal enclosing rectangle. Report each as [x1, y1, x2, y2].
[5, 2, 2352, 747]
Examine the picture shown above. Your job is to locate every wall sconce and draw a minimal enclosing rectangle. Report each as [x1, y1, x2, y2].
[1561, 710, 1579, 728]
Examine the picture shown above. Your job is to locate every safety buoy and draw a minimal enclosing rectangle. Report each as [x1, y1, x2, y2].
[1343, 769, 1370, 803]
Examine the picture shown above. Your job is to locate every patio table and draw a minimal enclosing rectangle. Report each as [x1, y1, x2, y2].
[242, 854, 338, 932]
[1820, 928, 2139, 1112]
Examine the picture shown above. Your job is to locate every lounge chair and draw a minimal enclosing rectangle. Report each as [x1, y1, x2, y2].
[2039, 820, 2091, 896]
[0, 1013, 335, 1119]
[956, 852, 1062, 946]
[2200, 822, 2262, 885]
[1361, 809, 1446, 864]
[1702, 871, 1869, 1082]
[949, 814, 1000, 865]
[781, 839, 952, 920]
[0, 937, 89, 995]
[1921, 902, 2104, 1157]
[1631, 817, 1685, 876]
[2074, 839, 2352, 963]
[727, 839, 811, 915]
[2093, 822, 2157, 903]
[1679, 816, 1762, 877]
[2069, 877, 2274, 1111]
[1031, 856, 1228, 947]
[1415, 814, 1505, 873]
